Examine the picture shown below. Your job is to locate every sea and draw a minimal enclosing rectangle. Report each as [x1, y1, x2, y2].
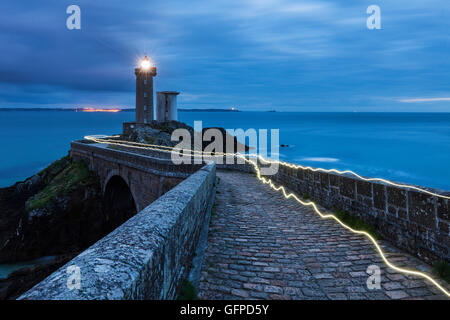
[0, 110, 449, 191]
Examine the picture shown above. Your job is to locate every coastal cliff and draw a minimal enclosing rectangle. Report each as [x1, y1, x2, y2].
[0, 156, 103, 264]
[0, 156, 105, 299]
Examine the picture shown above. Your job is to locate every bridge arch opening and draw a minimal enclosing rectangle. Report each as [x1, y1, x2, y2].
[103, 175, 137, 231]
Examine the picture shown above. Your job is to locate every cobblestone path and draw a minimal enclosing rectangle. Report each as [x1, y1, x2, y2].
[198, 170, 449, 300]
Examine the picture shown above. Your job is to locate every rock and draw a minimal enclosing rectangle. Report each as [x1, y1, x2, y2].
[0, 155, 143, 299]
[27, 175, 41, 188]
[14, 175, 42, 196]
[0, 156, 106, 264]
[122, 120, 194, 147]
[0, 254, 75, 300]
[122, 120, 250, 152]
[0, 283, 9, 300]
[27, 208, 51, 221]
[201, 127, 251, 152]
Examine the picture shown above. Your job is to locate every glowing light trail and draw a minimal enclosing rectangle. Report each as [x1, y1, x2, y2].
[256, 156, 450, 200]
[86, 136, 450, 200]
[85, 135, 450, 298]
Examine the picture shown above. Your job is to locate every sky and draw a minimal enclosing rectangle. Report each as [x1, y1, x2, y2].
[0, 0, 449, 112]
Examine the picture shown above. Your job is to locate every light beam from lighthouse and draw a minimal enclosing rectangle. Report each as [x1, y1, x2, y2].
[135, 56, 157, 124]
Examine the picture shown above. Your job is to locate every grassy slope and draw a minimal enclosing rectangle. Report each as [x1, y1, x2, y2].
[334, 209, 383, 240]
[26, 157, 96, 212]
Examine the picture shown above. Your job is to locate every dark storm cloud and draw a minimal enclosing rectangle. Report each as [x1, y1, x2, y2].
[0, 0, 449, 110]
[0, 1, 141, 92]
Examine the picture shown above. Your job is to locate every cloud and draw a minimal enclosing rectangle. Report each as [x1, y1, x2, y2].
[299, 157, 339, 163]
[0, 0, 448, 111]
[399, 98, 450, 103]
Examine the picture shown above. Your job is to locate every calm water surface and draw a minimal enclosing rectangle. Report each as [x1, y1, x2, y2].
[0, 111, 449, 190]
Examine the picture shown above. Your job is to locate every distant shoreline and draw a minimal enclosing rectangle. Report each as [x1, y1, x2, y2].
[0, 108, 241, 113]
[0, 108, 449, 113]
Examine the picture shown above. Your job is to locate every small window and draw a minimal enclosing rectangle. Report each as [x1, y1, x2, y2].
[144, 93, 147, 98]
[144, 79, 147, 85]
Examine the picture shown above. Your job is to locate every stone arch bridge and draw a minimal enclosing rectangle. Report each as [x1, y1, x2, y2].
[21, 139, 449, 300]
[69, 140, 204, 212]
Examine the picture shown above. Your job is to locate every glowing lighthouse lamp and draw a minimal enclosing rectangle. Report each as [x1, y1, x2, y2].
[135, 56, 157, 124]
[140, 56, 152, 70]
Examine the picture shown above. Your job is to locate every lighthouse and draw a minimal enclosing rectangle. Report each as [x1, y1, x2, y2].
[135, 56, 157, 124]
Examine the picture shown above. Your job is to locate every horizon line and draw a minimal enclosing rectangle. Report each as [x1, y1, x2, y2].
[0, 107, 449, 113]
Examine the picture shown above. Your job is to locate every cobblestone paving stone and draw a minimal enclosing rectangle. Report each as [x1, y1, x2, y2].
[198, 170, 450, 300]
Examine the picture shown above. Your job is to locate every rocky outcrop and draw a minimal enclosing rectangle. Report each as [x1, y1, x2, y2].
[122, 120, 193, 147]
[0, 156, 105, 264]
[0, 156, 136, 299]
[122, 120, 250, 152]
[0, 254, 74, 300]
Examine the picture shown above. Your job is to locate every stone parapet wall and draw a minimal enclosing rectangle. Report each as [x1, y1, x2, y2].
[19, 162, 216, 300]
[269, 163, 449, 264]
[71, 141, 201, 178]
[216, 157, 448, 264]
